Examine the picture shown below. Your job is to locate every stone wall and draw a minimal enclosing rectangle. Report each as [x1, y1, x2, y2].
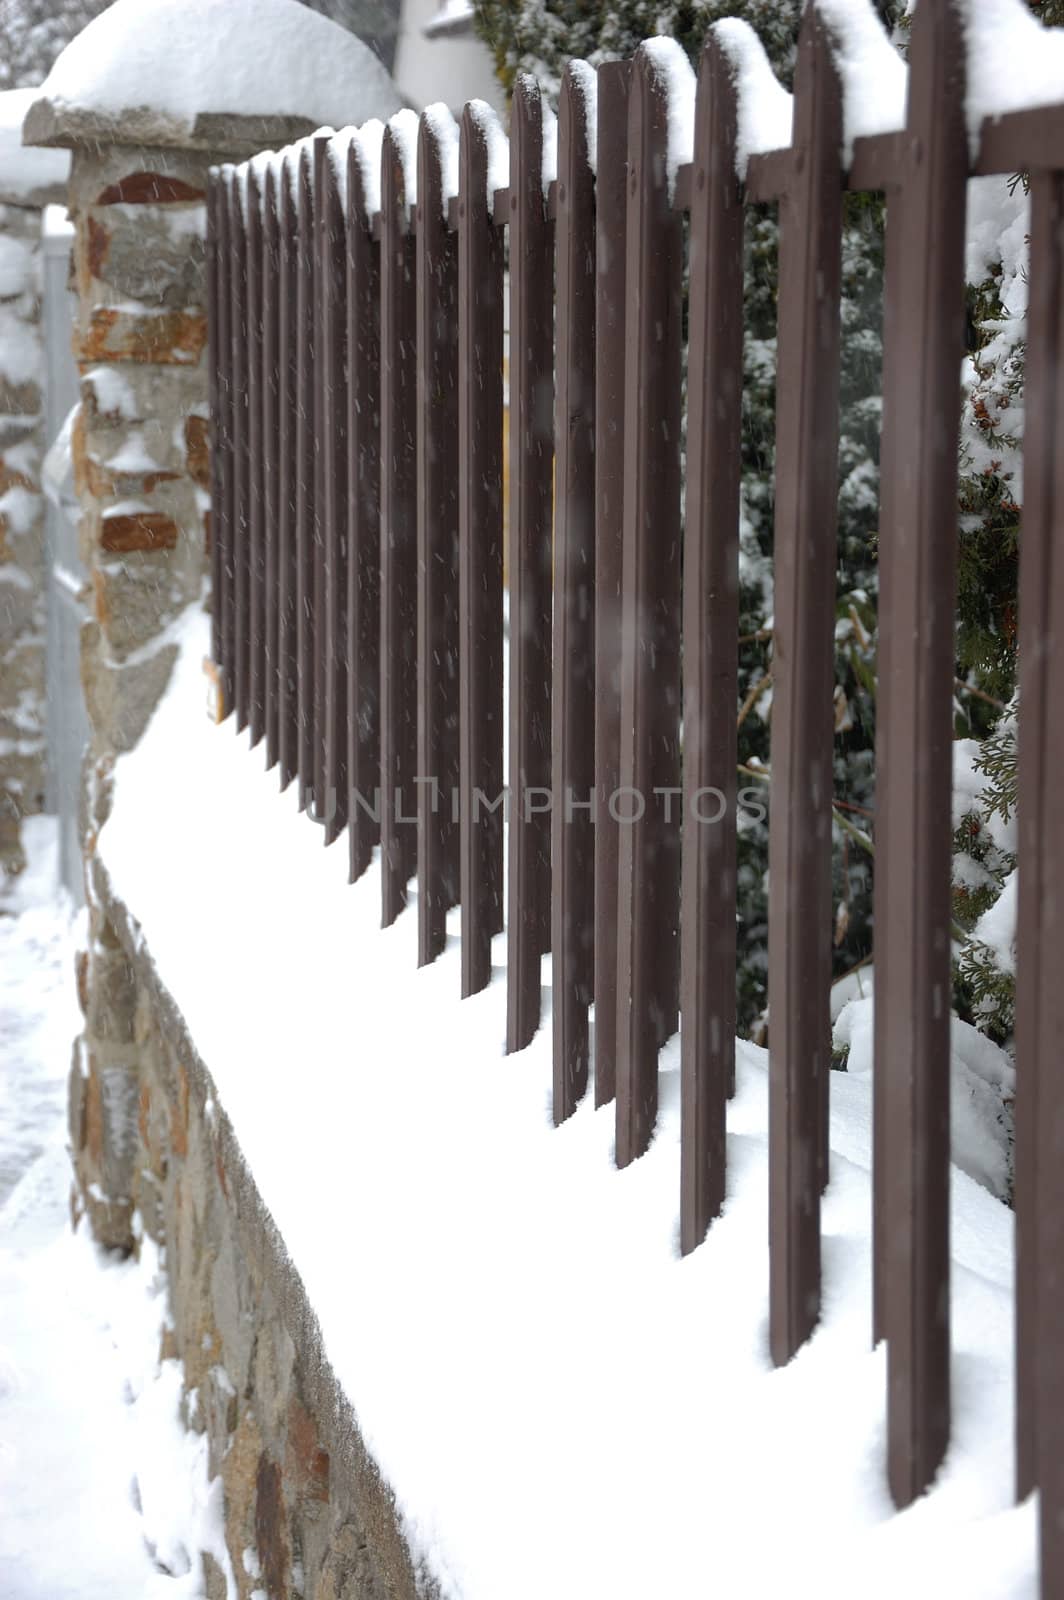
[23, 95, 427, 1596]
[76, 856, 431, 1600]
[22, 104, 314, 1248]
[60, 135, 222, 1250]
[67, 142, 214, 766]
[19, 15, 420, 1579]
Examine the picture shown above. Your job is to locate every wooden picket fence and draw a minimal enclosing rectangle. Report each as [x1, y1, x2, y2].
[206, 0, 1064, 1586]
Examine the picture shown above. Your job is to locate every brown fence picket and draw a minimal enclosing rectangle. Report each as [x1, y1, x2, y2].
[246, 163, 266, 749]
[217, 170, 236, 720]
[551, 64, 596, 1122]
[321, 141, 349, 847]
[229, 167, 250, 733]
[1015, 164, 1064, 1591]
[416, 112, 461, 965]
[262, 162, 281, 770]
[507, 74, 555, 1054]
[592, 61, 629, 1108]
[295, 142, 317, 811]
[458, 106, 505, 998]
[206, 169, 232, 716]
[765, 5, 843, 1366]
[380, 121, 419, 926]
[874, 0, 967, 1507]
[679, 32, 744, 1253]
[310, 137, 329, 819]
[346, 135, 382, 884]
[614, 45, 683, 1167]
[205, 168, 221, 671]
[278, 151, 300, 791]
[872, 166, 905, 1351]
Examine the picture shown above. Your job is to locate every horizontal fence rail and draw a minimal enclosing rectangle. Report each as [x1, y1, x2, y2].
[206, 2, 1064, 1589]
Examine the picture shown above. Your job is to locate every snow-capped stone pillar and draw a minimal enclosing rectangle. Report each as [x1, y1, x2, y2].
[0, 92, 68, 876]
[22, 0, 403, 1255]
[22, 99, 322, 1249]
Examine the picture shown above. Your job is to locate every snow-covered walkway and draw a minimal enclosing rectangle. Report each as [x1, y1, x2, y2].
[0, 820, 224, 1600]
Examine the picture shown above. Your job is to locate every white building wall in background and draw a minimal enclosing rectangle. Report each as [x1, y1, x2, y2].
[393, 0, 504, 114]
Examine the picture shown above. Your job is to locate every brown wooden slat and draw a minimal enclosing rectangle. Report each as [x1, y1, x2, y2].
[975, 102, 1064, 177]
[205, 171, 222, 676]
[277, 152, 299, 791]
[347, 139, 382, 883]
[748, 131, 903, 204]
[206, 169, 232, 715]
[672, 160, 692, 213]
[295, 143, 317, 811]
[321, 142, 349, 847]
[417, 111, 461, 965]
[506, 75, 555, 1054]
[874, 0, 967, 1508]
[1034, 679, 1064, 1592]
[1015, 174, 1064, 1574]
[312, 136, 330, 821]
[214, 170, 236, 719]
[229, 167, 251, 734]
[680, 34, 744, 1254]
[262, 161, 281, 770]
[615, 45, 683, 1167]
[767, 5, 844, 1364]
[848, 131, 905, 193]
[380, 123, 419, 926]
[592, 61, 630, 1109]
[872, 161, 907, 1349]
[246, 164, 266, 749]
[551, 64, 596, 1123]
[458, 106, 505, 997]
[744, 146, 794, 203]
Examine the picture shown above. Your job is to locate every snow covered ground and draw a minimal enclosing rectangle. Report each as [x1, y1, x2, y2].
[0, 819, 231, 1600]
[95, 605, 1039, 1600]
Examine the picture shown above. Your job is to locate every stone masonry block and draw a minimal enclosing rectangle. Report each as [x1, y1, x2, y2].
[99, 1061, 140, 1199]
[99, 510, 179, 553]
[185, 414, 210, 489]
[83, 205, 205, 309]
[81, 631, 179, 753]
[76, 306, 207, 365]
[89, 552, 186, 660]
[255, 1454, 290, 1600]
[86, 943, 137, 1042]
[95, 172, 206, 205]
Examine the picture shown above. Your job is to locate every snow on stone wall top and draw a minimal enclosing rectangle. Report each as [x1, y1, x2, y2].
[22, 0, 403, 156]
[0, 90, 69, 207]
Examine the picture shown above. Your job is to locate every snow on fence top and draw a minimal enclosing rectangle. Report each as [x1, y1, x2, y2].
[466, 100, 509, 201]
[712, 19, 794, 178]
[325, 129, 356, 215]
[962, 0, 1064, 149]
[348, 121, 387, 218]
[22, 0, 402, 152]
[0, 89, 68, 205]
[567, 60, 598, 177]
[273, 100, 509, 224]
[641, 36, 696, 198]
[387, 108, 421, 209]
[420, 106, 461, 220]
[815, 0, 908, 159]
